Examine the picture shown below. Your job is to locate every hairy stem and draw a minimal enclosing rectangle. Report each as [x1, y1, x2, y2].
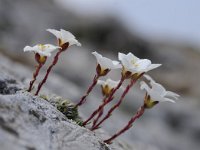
[104, 105, 145, 144]
[28, 63, 43, 92]
[92, 73, 144, 130]
[92, 96, 108, 128]
[35, 50, 63, 95]
[82, 76, 125, 126]
[75, 74, 100, 107]
[92, 108, 104, 128]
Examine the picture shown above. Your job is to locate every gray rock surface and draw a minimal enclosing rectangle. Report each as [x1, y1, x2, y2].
[0, 92, 108, 150]
[0, 54, 139, 150]
[1, 50, 200, 150]
[1, 0, 200, 99]
[0, 0, 200, 150]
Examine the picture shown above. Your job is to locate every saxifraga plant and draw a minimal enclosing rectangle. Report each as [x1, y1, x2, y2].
[104, 75, 179, 144]
[35, 29, 81, 95]
[75, 51, 121, 107]
[24, 29, 81, 95]
[24, 29, 179, 144]
[24, 44, 60, 92]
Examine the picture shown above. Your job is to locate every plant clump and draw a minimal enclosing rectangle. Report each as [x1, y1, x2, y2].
[24, 28, 180, 144]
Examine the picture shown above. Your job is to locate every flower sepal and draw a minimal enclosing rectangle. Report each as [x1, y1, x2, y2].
[35, 53, 47, 64]
[60, 42, 69, 51]
[98, 78, 123, 97]
[92, 51, 121, 76]
[131, 73, 140, 80]
[101, 85, 115, 97]
[96, 64, 110, 76]
[121, 67, 132, 79]
[144, 94, 159, 109]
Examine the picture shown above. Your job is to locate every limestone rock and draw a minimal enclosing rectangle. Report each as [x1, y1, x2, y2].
[0, 54, 135, 150]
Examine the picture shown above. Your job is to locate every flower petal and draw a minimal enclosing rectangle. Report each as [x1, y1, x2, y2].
[42, 44, 60, 52]
[47, 29, 61, 39]
[92, 51, 102, 62]
[151, 82, 166, 96]
[24, 46, 34, 52]
[97, 80, 105, 86]
[140, 81, 151, 92]
[98, 78, 123, 90]
[165, 91, 180, 99]
[126, 52, 139, 63]
[118, 52, 132, 70]
[118, 52, 126, 61]
[23, 44, 59, 57]
[141, 75, 179, 103]
[93, 51, 121, 70]
[60, 29, 81, 46]
[98, 57, 113, 69]
[60, 29, 75, 39]
[146, 64, 162, 72]
[143, 74, 155, 83]
[47, 29, 81, 46]
[118, 52, 160, 74]
[135, 59, 151, 72]
[106, 79, 120, 88]
[163, 98, 176, 103]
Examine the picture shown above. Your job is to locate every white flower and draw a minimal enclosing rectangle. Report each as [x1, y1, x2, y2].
[118, 52, 161, 75]
[92, 51, 121, 73]
[24, 44, 60, 57]
[140, 75, 179, 104]
[98, 79, 121, 90]
[47, 29, 81, 47]
[98, 79, 124, 96]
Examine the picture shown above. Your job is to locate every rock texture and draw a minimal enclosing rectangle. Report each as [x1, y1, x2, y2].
[1, 51, 200, 150]
[0, 92, 114, 150]
[0, 0, 200, 150]
[0, 54, 136, 150]
[1, 43, 200, 150]
[1, 0, 200, 99]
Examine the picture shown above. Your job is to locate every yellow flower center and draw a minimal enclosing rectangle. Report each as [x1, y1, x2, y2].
[131, 59, 139, 67]
[38, 44, 49, 51]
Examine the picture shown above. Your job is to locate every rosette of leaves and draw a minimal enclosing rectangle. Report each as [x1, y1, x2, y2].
[41, 95, 83, 126]
[56, 99, 83, 126]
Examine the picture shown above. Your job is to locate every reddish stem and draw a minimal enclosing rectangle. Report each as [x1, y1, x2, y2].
[92, 73, 144, 130]
[75, 74, 100, 107]
[92, 96, 108, 128]
[104, 105, 145, 144]
[28, 63, 43, 92]
[35, 50, 63, 95]
[93, 109, 103, 127]
[82, 76, 125, 126]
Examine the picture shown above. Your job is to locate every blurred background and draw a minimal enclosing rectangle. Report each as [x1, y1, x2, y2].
[0, 0, 200, 150]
